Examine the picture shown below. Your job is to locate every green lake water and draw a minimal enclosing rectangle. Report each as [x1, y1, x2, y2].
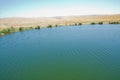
[0, 24, 120, 80]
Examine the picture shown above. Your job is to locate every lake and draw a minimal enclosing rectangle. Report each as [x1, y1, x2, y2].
[0, 24, 120, 80]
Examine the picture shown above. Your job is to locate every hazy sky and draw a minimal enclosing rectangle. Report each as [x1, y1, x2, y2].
[0, 0, 120, 18]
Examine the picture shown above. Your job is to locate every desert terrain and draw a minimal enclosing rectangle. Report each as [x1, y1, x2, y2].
[0, 14, 120, 35]
[0, 14, 120, 29]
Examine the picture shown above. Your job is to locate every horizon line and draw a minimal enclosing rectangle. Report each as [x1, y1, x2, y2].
[0, 13, 120, 19]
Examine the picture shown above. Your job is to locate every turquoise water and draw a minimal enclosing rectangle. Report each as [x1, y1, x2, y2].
[0, 24, 120, 80]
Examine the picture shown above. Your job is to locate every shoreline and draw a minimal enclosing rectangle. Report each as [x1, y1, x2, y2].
[0, 14, 120, 36]
[0, 22, 120, 36]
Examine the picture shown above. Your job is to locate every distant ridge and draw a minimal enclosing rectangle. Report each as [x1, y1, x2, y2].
[0, 14, 120, 29]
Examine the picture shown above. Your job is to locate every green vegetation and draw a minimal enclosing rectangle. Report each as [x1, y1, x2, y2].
[69, 24, 72, 26]
[0, 27, 17, 36]
[91, 22, 96, 25]
[55, 24, 58, 27]
[19, 27, 24, 31]
[0, 27, 36, 36]
[98, 22, 103, 24]
[47, 25, 52, 28]
[35, 25, 41, 29]
[109, 22, 120, 24]
[78, 23, 82, 25]
[0, 29, 10, 34]
[29, 27, 34, 29]
[0, 21, 120, 36]
[74, 23, 78, 26]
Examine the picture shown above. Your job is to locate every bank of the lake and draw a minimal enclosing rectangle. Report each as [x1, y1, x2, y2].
[0, 22, 120, 36]
[1, 14, 120, 36]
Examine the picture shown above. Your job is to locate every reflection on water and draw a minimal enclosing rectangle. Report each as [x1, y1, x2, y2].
[0, 25, 120, 80]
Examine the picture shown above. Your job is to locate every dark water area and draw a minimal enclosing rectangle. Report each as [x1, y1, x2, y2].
[0, 24, 120, 80]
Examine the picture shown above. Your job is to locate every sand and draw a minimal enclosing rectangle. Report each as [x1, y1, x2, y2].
[0, 14, 120, 36]
[0, 14, 120, 29]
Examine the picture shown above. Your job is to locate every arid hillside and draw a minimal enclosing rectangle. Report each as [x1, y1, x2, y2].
[0, 14, 120, 29]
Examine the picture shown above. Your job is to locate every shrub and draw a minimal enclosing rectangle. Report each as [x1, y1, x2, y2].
[0, 27, 18, 36]
[78, 23, 82, 25]
[91, 22, 96, 25]
[0, 28, 11, 34]
[19, 27, 24, 31]
[109, 22, 119, 24]
[35, 25, 40, 29]
[98, 22, 103, 24]
[55, 24, 58, 27]
[74, 23, 78, 26]
[47, 25, 52, 28]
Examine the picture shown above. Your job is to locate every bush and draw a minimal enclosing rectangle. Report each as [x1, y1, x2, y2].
[55, 24, 58, 27]
[74, 23, 78, 26]
[91, 22, 96, 25]
[0, 28, 11, 34]
[98, 22, 103, 24]
[35, 25, 40, 29]
[47, 25, 52, 28]
[0, 27, 18, 36]
[78, 23, 82, 25]
[109, 22, 119, 24]
[19, 27, 24, 31]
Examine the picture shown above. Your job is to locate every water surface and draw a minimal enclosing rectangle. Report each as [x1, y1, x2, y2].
[0, 24, 120, 80]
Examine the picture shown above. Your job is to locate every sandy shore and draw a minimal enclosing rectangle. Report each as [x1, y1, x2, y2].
[0, 14, 120, 36]
[0, 14, 120, 29]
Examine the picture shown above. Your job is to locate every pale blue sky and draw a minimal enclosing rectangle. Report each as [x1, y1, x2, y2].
[0, 0, 120, 18]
